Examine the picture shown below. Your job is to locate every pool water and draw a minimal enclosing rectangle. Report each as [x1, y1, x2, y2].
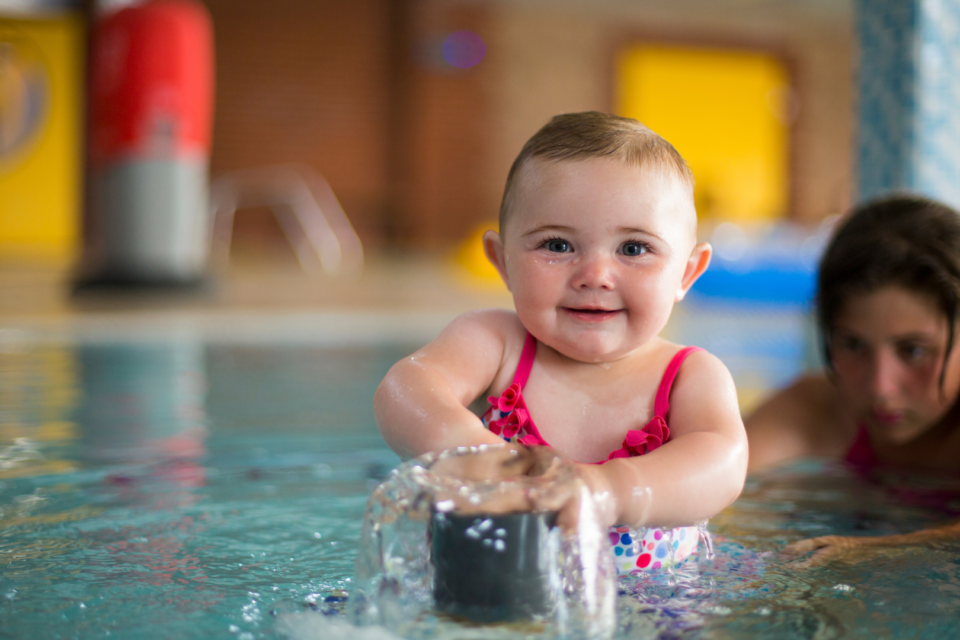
[2, 309, 960, 639]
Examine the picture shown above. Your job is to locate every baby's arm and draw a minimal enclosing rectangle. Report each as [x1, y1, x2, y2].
[374, 309, 517, 459]
[585, 351, 748, 528]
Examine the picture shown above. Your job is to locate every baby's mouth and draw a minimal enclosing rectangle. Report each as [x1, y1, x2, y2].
[561, 307, 623, 321]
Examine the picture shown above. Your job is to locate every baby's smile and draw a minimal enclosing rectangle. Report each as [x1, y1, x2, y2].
[561, 306, 624, 322]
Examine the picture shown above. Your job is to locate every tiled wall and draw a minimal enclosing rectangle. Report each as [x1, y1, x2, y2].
[856, 0, 960, 209]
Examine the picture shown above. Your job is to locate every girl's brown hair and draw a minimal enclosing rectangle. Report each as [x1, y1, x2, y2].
[818, 195, 960, 387]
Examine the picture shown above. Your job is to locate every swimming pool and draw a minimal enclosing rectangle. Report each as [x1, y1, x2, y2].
[2, 306, 958, 639]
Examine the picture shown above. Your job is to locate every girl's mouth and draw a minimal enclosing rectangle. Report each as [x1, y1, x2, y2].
[871, 409, 905, 425]
[561, 307, 623, 322]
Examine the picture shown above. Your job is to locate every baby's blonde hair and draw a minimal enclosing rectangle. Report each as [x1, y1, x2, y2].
[499, 111, 695, 231]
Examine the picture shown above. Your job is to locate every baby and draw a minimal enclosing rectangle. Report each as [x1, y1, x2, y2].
[374, 112, 747, 574]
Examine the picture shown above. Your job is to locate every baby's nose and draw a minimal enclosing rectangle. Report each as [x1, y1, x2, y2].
[572, 254, 615, 290]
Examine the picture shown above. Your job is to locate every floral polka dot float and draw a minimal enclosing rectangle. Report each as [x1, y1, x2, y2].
[609, 525, 700, 575]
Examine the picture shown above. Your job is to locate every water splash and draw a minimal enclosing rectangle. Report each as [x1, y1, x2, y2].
[349, 445, 617, 638]
[698, 520, 715, 560]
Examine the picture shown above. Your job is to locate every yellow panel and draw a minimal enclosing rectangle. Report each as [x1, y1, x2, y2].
[616, 45, 790, 222]
[0, 14, 84, 264]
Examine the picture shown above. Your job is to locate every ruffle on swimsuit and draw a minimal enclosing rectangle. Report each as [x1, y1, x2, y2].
[482, 332, 703, 575]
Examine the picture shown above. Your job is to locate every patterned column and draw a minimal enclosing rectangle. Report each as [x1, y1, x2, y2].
[856, 0, 960, 209]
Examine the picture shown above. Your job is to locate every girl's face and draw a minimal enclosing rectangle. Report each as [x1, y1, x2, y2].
[831, 286, 960, 444]
[484, 158, 711, 363]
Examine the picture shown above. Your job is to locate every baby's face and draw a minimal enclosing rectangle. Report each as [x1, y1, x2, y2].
[488, 157, 706, 363]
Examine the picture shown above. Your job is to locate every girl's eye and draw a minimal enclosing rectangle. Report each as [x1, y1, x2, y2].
[544, 238, 571, 253]
[836, 336, 866, 354]
[898, 343, 929, 361]
[620, 242, 648, 257]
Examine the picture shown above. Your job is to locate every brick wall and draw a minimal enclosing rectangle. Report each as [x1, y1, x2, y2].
[203, 0, 392, 248]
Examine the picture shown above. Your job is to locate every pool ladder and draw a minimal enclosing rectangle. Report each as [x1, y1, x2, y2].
[208, 164, 364, 276]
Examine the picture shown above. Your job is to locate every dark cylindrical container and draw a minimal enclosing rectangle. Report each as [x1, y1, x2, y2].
[430, 510, 559, 622]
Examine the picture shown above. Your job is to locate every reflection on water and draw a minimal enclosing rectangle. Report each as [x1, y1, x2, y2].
[0, 344, 78, 478]
[2, 337, 960, 638]
[76, 342, 207, 465]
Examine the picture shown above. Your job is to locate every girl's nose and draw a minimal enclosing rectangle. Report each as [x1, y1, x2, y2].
[572, 253, 615, 290]
[868, 349, 902, 400]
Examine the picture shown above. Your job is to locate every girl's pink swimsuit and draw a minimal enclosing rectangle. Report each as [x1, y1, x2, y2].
[845, 425, 960, 514]
[482, 332, 703, 575]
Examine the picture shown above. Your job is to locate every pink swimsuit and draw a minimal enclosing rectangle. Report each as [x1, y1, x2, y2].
[844, 426, 877, 468]
[844, 425, 960, 514]
[482, 332, 703, 574]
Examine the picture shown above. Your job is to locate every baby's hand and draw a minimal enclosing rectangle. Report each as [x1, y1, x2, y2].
[430, 443, 535, 514]
[527, 459, 619, 532]
[429, 444, 617, 532]
[430, 442, 546, 483]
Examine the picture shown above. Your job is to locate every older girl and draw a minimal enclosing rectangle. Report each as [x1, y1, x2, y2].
[746, 195, 960, 564]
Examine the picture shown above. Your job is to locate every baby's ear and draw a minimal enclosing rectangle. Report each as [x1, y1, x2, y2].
[676, 242, 712, 301]
[483, 230, 511, 290]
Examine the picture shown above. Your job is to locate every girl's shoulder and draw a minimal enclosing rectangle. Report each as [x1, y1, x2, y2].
[745, 373, 853, 470]
[758, 374, 846, 430]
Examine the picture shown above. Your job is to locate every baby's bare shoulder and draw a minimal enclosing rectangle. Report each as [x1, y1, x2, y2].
[658, 346, 743, 436]
[423, 310, 529, 370]
[668, 346, 734, 388]
[440, 308, 526, 344]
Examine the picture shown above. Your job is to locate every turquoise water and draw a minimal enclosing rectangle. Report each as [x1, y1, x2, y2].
[2, 311, 960, 638]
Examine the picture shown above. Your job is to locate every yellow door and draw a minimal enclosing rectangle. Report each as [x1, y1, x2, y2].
[616, 44, 791, 223]
[0, 14, 84, 264]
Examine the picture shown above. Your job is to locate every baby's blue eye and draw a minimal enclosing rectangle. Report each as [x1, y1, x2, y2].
[545, 239, 571, 253]
[621, 242, 647, 257]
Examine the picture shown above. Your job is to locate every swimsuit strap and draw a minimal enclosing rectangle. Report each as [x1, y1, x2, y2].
[512, 332, 539, 388]
[844, 424, 877, 468]
[652, 346, 704, 418]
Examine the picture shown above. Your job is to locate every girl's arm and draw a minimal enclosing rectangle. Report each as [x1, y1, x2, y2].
[374, 309, 519, 459]
[745, 375, 842, 472]
[783, 520, 960, 567]
[582, 351, 748, 529]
